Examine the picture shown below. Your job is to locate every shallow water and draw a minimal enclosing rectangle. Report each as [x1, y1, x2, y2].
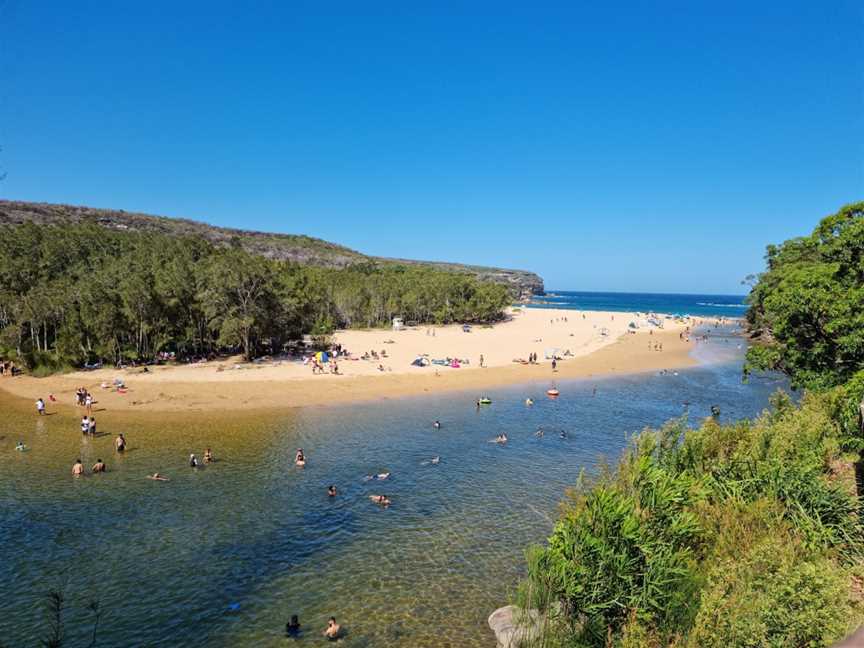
[0, 331, 786, 647]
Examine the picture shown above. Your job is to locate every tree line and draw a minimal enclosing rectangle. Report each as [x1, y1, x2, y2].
[0, 222, 510, 371]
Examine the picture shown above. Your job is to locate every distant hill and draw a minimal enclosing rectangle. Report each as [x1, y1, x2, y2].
[0, 200, 544, 298]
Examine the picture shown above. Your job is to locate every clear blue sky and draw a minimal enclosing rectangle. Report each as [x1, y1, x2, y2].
[1, 1, 861, 294]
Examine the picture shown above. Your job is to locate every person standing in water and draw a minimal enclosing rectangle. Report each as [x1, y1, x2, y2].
[323, 617, 341, 640]
[72, 459, 85, 477]
[35, 398, 46, 415]
[115, 434, 126, 452]
[286, 615, 301, 638]
[92, 458, 107, 473]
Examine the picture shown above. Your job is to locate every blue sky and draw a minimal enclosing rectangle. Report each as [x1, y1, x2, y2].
[1, 1, 861, 293]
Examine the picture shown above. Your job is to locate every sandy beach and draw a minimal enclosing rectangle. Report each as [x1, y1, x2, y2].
[0, 308, 698, 415]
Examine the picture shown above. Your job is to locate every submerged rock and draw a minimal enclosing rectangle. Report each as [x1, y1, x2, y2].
[488, 605, 543, 648]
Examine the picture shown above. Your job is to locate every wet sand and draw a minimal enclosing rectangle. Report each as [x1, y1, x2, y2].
[0, 312, 695, 418]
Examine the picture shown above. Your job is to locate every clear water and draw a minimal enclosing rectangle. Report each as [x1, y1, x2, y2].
[528, 290, 748, 318]
[0, 331, 786, 647]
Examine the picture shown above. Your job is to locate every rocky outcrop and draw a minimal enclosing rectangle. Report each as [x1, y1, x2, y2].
[0, 200, 544, 297]
[488, 605, 544, 648]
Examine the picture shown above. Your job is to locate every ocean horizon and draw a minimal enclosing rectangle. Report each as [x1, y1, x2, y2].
[527, 290, 748, 318]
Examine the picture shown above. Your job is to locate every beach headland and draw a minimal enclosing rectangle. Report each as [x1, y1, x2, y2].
[0, 308, 701, 417]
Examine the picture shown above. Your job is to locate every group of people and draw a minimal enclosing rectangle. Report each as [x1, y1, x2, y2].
[75, 387, 95, 412]
[284, 615, 342, 641]
[310, 358, 339, 375]
[72, 440, 211, 478]
[189, 449, 214, 468]
[72, 458, 107, 476]
[0, 360, 19, 376]
[360, 349, 388, 361]
[80, 415, 97, 435]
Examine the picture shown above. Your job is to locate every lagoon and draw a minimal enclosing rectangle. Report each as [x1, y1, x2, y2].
[0, 329, 785, 647]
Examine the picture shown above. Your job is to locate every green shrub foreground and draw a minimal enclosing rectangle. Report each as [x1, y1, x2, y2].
[517, 384, 864, 647]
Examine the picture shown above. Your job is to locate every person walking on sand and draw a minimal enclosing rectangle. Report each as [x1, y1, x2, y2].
[552, 357, 558, 372]
[479, 354, 484, 368]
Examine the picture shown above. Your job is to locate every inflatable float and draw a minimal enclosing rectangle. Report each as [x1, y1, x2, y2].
[546, 389, 560, 397]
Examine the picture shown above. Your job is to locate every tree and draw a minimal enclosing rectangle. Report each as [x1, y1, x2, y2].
[746, 201, 864, 388]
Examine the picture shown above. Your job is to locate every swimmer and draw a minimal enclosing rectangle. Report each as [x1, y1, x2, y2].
[433, 420, 441, 429]
[204, 448, 214, 464]
[430, 456, 440, 465]
[15, 441, 26, 451]
[369, 494, 391, 507]
[92, 459, 107, 473]
[114, 434, 126, 452]
[295, 448, 306, 467]
[559, 430, 567, 439]
[534, 428, 544, 438]
[376, 472, 390, 480]
[286, 615, 301, 638]
[72, 459, 84, 477]
[323, 617, 342, 640]
[189, 453, 199, 468]
[525, 398, 534, 406]
[495, 433, 508, 444]
[148, 473, 169, 481]
[327, 485, 337, 497]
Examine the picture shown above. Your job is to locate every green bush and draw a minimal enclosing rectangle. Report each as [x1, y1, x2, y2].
[688, 536, 852, 648]
[518, 391, 864, 647]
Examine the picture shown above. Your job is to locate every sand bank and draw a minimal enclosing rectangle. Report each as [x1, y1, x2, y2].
[0, 309, 697, 416]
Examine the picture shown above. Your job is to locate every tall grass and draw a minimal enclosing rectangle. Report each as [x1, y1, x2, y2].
[513, 383, 864, 647]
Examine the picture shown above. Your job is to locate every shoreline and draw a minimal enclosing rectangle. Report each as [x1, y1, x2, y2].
[0, 310, 699, 419]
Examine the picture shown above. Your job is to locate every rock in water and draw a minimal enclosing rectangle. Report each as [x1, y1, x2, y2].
[488, 605, 543, 648]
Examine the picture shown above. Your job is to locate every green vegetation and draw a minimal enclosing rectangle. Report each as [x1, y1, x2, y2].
[517, 388, 864, 647]
[0, 222, 509, 369]
[516, 202, 864, 647]
[745, 201, 864, 390]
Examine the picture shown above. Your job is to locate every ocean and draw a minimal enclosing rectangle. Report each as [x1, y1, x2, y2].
[527, 290, 749, 318]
